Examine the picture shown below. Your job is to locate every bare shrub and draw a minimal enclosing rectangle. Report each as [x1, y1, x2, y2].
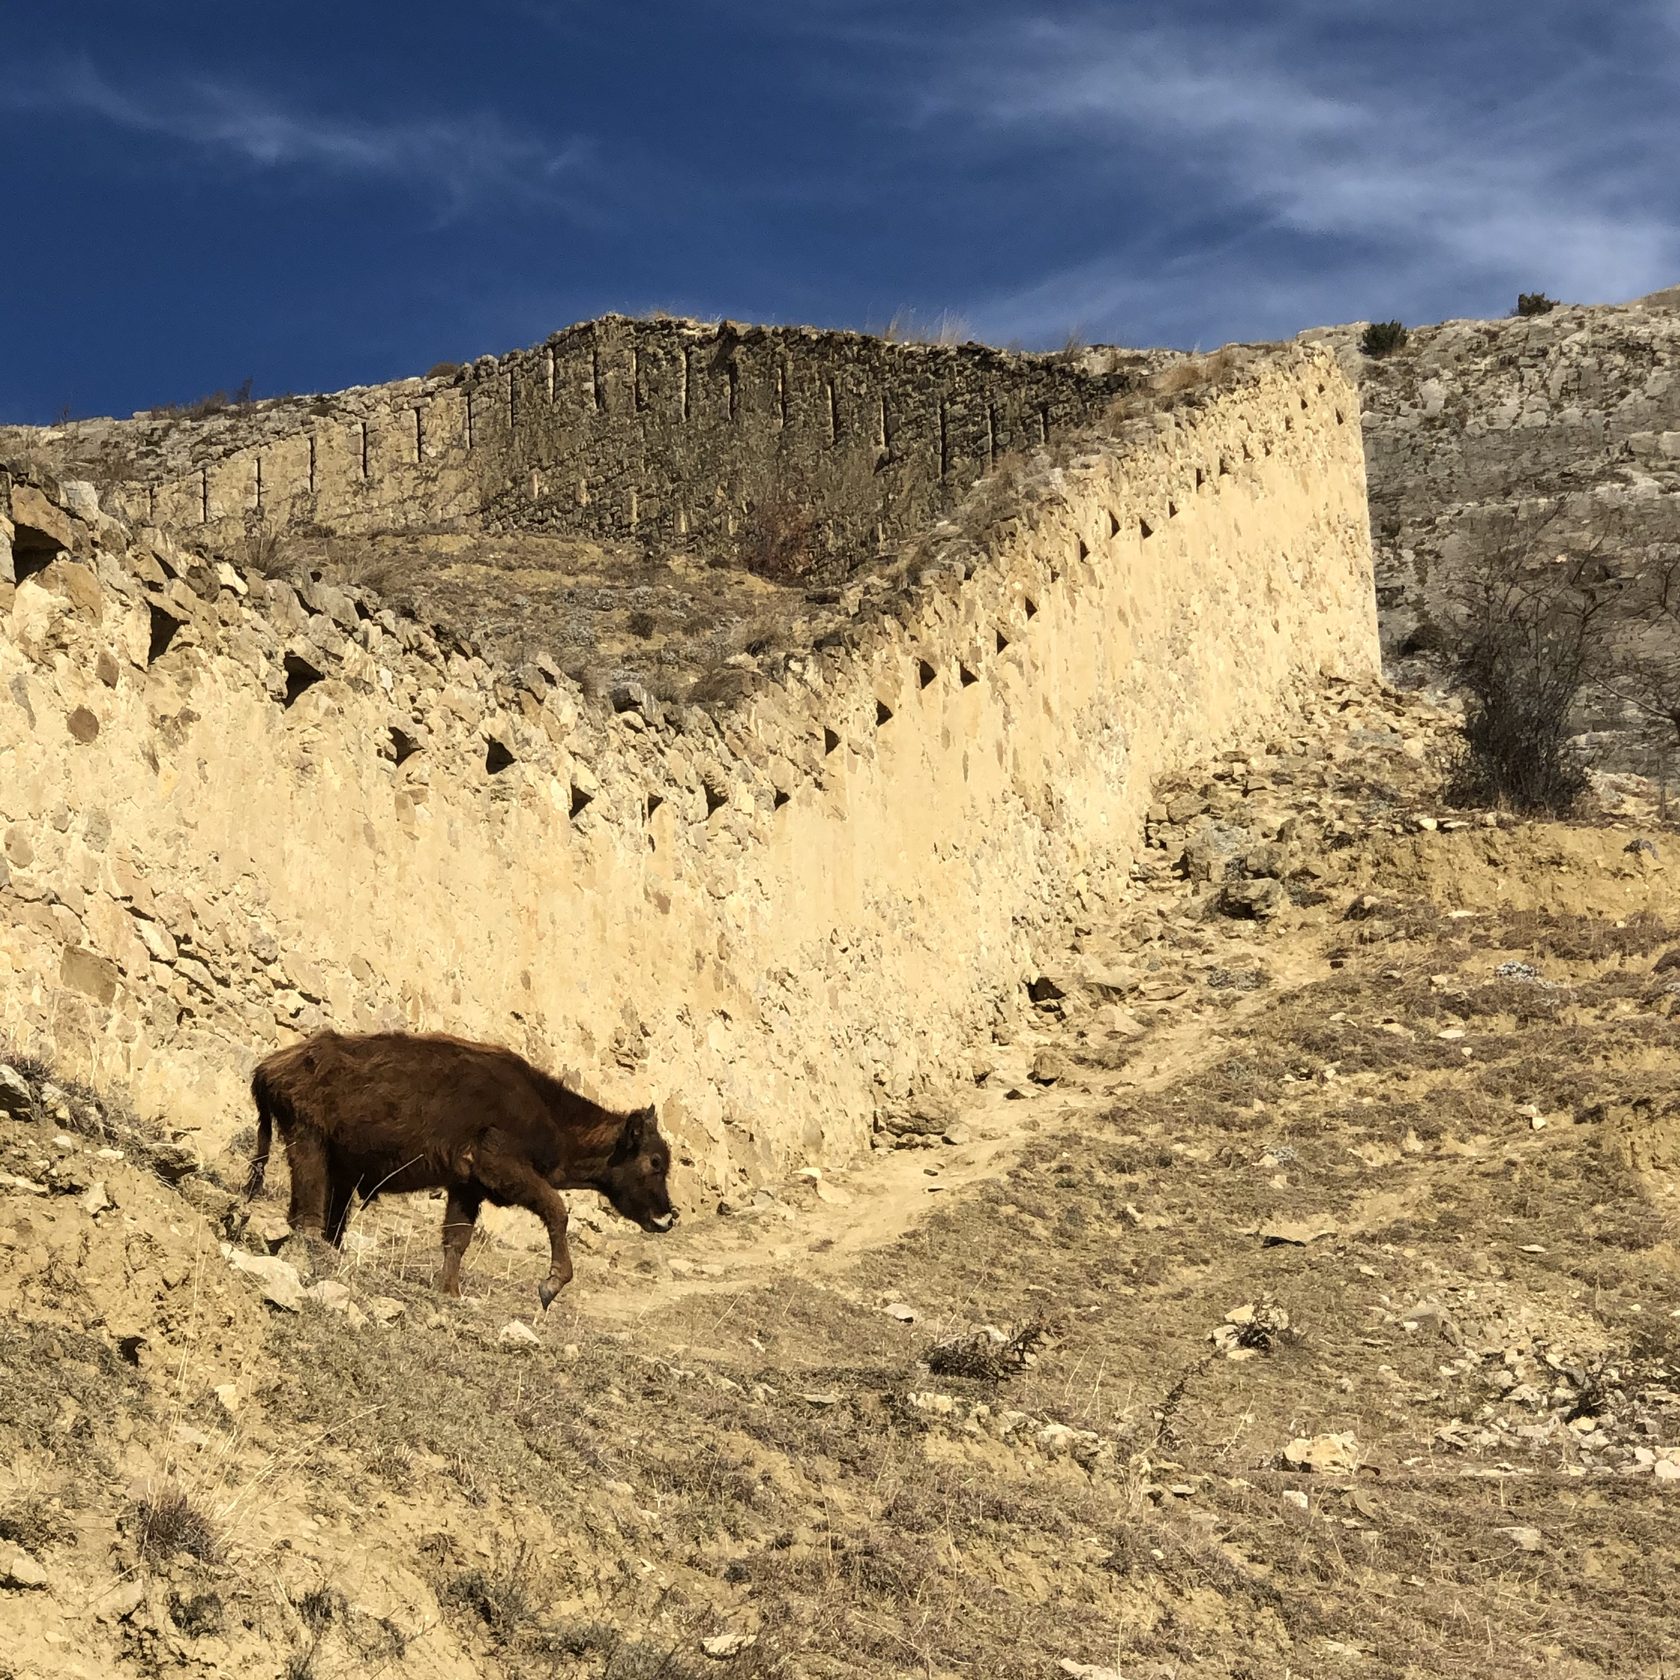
[1441, 503, 1618, 814]
[736, 494, 820, 584]
[134, 1484, 221, 1565]
[924, 1320, 1050, 1382]
[1593, 545, 1680, 788]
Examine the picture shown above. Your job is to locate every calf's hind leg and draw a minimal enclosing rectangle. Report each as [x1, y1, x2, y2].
[472, 1144, 574, 1308]
[323, 1170, 358, 1249]
[438, 1185, 484, 1298]
[283, 1127, 331, 1239]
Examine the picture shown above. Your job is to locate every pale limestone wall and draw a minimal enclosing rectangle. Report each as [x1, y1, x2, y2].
[0, 350, 1374, 1196]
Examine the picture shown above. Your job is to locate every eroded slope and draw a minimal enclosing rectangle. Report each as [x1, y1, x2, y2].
[3, 685, 1677, 1680]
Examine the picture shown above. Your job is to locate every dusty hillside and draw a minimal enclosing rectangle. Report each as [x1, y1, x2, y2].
[3, 680, 1676, 1680]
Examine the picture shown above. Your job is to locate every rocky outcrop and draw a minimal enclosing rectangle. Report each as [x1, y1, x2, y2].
[1304, 291, 1680, 662]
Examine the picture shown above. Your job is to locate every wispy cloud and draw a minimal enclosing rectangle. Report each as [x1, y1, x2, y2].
[5, 60, 592, 218]
[884, 5, 1680, 344]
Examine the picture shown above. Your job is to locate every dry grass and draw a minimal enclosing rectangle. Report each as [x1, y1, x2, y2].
[133, 1483, 222, 1566]
[1492, 907, 1675, 962]
[0, 1495, 71, 1555]
[236, 519, 293, 580]
[877, 307, 972, 346]
[1145, 345, 1244, 399]
[0, 1037, 204, 1187]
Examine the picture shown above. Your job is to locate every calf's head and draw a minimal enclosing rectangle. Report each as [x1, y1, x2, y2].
[597, 1105, 678, 1234]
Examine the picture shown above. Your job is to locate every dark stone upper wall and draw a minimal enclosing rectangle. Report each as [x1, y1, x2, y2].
[38, 316, 1149, 562]
[478, 316, 1143, 554]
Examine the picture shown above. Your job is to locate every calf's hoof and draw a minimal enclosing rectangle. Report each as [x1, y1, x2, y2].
[537, 1275, 568, 1310]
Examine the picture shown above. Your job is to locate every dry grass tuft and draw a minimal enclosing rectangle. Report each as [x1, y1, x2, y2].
[133, 1483, 221, 1565]
[878, 307, 971, 346]
[1147, 345, 1244, 398]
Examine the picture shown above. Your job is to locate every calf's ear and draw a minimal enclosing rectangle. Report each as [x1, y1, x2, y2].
[617, 1107, 646, 1154]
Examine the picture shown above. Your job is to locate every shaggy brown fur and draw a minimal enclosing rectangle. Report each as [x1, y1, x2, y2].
[245, 1030, 677, 1305]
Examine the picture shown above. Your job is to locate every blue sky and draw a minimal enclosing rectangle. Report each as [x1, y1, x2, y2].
[3, 0, 1672, 421]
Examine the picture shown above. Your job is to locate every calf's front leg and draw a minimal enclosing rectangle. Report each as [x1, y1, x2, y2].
[474, 1149, 574, 1308]
[536, 1194, 574, 1308]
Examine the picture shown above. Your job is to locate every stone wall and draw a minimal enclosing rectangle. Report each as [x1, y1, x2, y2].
[0, 347, 1375, 1197]
[81, 318, 1145, 562]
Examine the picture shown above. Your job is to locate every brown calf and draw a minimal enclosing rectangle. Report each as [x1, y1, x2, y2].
[245, 1030, 677, 1306]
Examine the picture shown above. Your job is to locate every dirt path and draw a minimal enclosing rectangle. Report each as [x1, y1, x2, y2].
[565, 909, 1337, 1326]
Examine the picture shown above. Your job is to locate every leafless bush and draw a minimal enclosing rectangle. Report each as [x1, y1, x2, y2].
[1594, 545, 1680, 766]
[735, 453, 880, 584]
[736, 494, 820, 583]
[1441, 503, 1619, 814]
[924, 1320, 1050, 1382]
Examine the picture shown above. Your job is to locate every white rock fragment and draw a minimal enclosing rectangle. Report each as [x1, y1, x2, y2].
[1282, 1433, 1361, 1475]
[0, 1546, 49, 1589]
[223, 1247, 306, 1312]
[701, 1632, 757, 1659]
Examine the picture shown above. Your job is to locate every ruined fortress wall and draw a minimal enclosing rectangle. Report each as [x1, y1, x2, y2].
[121, 318, 1140, 557]
[0, 351, 1374, 1195]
